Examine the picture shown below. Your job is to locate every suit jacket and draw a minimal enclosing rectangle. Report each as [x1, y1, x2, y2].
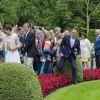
[24, 30, 38, 57]
[60, 35, 81, 59]
[94, 35, 100, 55]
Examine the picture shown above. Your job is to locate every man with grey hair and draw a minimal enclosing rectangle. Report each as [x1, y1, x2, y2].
[94, 29, 100, 68]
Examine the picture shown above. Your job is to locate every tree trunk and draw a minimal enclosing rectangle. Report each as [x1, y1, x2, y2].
[87, 16, 90, 35]
[86, 0, 90, 35]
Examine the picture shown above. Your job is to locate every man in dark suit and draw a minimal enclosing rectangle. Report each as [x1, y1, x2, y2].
[57, 29, 81, 84]
[23, 23, 38, 69]
[94, 30, 100, 68]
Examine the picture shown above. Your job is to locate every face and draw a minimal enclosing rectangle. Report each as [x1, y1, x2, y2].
[95, 32, 99, 36]
[58, 32, 61, 38]
[38, 31, 42, 36]
[21, 27, 25, 33]
[51, 32, 54, 38]
[3, 29, 11, 35]
[81, 35, 85, 39]
[18, 28, 25, 35]
[46, 32, 51, 40]
[71, 29, 78, 38]
[23, 24, 30, 33]
[35, 33, 38, 38]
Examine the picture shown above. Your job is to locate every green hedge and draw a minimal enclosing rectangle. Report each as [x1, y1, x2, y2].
[0, 63, 43, 100]
[88, 29, 96, 43]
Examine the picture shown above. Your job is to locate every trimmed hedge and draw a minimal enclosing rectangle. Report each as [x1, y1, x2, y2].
[0, 63, 43, 100]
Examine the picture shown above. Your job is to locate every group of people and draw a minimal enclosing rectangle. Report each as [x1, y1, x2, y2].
[0, 23, 100, 84]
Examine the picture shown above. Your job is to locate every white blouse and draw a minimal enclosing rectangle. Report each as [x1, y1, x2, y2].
[80, 39, 92, 58]
[3, 33, 20, 51]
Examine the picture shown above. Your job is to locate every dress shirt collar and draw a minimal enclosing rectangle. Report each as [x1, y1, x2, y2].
[25, 30, 30, 37]
[71, 35, 75, 39]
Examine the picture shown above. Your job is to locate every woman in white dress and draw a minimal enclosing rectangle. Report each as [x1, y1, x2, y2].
[3, 25, 21, 63]
[80, 33, 92, 69]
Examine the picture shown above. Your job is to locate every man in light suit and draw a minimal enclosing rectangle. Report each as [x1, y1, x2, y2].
[57, 29, 81, 84]
[94, 30, 100, 68]
[23, 23, 38, 69]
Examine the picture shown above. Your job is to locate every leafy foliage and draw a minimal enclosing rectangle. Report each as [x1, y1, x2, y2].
[0, 0, 100, 31]
[0, 63, 43, 100]
[88, 29, 96, 43]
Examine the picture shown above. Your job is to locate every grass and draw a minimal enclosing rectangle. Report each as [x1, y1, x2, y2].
[44, 80, 100, 100]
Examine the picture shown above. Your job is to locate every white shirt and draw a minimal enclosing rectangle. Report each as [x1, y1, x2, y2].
[25, 30, 30, 38]
[70, 36, 75, 48]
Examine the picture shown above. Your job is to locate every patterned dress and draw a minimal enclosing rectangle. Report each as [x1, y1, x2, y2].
[3, 33, 21, 63]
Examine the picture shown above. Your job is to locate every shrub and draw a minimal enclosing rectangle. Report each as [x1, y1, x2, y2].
[88, 29, 96, 43]
[0, 63, 43, 100]
[76, 58, 83, 82]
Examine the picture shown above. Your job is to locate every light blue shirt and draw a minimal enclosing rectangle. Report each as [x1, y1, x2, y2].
[70, 36, 75, 48]
[96, 35, 100, 41]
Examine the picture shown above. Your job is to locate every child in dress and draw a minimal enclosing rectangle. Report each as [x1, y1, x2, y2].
[3, 25, 21, 63]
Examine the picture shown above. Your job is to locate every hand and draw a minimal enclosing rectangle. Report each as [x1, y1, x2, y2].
[60, 53, 63, 57]
[77, 55, 81, 58]
[56, 54, 60, 57]
[0, 48, 2, 51]
[54, 46, 57, 50]
[92, 49, 94, 51]
[10, 47, 17, 51]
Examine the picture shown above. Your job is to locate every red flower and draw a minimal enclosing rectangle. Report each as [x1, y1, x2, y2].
[38, 73, 71, 96]
[38, 68, 100, 96]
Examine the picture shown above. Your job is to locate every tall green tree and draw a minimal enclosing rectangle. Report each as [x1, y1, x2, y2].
[0, 0, 20, 25]
[74, 0, 100, 34]
[0, 0, 99, 31]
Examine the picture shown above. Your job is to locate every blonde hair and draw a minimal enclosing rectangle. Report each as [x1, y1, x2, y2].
[64, 30, 69, 35]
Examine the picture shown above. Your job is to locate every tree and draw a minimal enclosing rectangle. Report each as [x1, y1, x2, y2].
[0, 0, 99, 31]
[54, 0, 72, 31]
[75, 0, 100, 34]
[0, 0, 20, 25]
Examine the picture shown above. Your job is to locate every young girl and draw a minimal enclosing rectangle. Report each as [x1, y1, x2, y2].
[3, 25, 21, 63]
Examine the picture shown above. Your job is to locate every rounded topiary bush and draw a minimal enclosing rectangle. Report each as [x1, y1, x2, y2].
[0, 63, 43, 100]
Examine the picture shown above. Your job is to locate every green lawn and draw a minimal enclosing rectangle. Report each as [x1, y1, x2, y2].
[45, 80, 100, 100]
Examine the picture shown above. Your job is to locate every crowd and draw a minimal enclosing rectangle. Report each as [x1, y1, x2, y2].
[0, 23, 100, 84]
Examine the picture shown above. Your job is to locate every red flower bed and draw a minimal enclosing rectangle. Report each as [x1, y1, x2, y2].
[83, 68, 100, 81]
[38, 73, 71, 96]
[38, 68, 100, 96]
